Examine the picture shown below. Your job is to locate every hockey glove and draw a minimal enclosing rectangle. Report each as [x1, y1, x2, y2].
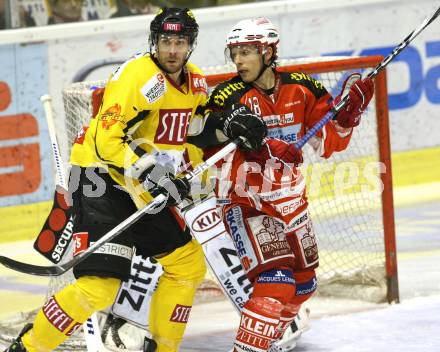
[278, 143, 303, 167]
[140, 164, 190, 206]
[334, 73, 374, 128]
[247, 139, 303, 167]
[220, 103, 267, 151]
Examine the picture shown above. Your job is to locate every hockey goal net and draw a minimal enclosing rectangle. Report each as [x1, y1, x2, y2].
[58, 55, 398, 304]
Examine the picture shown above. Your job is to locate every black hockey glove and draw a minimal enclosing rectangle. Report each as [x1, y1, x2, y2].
[220, 103, 267, 151]
[140, 164, 190, 206]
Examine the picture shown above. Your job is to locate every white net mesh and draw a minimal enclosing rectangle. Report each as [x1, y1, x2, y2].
[62, 80, 106, 157]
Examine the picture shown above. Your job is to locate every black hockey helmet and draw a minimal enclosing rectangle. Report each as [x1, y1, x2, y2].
[149, 8, 199, 51]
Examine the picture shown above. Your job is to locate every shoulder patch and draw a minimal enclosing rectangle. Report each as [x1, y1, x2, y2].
[281, 71, 327, 99]
[209, 76, 251, 108]
[191, 73, 208, 96]
[140, 72, 167, 104]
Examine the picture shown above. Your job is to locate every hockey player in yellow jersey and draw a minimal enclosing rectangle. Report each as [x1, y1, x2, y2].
[5, 7, 267, 352]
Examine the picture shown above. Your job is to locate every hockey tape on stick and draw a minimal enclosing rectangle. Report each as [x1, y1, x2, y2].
[0, 139, 240, 277]
[41, 95, 68, 189]
[295, 6, 440, 150]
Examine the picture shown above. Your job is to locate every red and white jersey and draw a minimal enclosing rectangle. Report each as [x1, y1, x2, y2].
[205, 69, 353, 225]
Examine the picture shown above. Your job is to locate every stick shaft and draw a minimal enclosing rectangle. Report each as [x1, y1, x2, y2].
[0, 139, 240, 276]
[295, 7, 440, 150]
[41, 94, 67, 189]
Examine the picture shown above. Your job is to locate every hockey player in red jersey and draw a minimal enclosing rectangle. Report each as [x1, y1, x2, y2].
[189, 17, 374, 352]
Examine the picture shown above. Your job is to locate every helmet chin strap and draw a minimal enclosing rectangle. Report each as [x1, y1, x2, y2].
[254, 60, 271, 83]
[254, 50, 275, 85]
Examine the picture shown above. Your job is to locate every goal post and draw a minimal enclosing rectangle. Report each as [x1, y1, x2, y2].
[374, 66, 399, 304]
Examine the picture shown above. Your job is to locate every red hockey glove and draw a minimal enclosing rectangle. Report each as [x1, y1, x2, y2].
[276, 142, 303, 167]
[246, 139, 303, 167]
[335, 73, 374, 128]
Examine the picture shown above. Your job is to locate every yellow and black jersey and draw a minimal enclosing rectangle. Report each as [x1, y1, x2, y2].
[70, 53, 209, 205]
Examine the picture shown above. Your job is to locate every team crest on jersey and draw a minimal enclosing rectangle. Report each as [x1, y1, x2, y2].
[141, 73, 166, 103]
[100, 103, 124, 129]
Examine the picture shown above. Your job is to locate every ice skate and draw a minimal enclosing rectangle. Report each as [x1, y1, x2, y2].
[4, 324, 32, 352]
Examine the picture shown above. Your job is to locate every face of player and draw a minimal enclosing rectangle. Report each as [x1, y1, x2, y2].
[155, 34, 190, 74]
[229, 44, 265, 83]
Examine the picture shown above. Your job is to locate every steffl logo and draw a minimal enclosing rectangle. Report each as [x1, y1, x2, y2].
[170, 304, 192, 323]
[154, 109, 192, 145]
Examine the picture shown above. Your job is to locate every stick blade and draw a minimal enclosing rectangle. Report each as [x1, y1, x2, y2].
[0, 255, 65, 276]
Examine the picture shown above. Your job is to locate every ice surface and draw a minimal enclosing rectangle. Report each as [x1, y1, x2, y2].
[1, 201, 439, 351]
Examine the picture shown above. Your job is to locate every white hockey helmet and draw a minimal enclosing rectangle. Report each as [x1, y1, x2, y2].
[226, 17, 280, 62]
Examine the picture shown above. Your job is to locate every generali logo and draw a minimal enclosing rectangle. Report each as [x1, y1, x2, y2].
[191, 208, 222, 232]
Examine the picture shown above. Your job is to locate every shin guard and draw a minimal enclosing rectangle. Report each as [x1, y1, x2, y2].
[21, 276, 120, 352]
[234, 297, 283, 352]
[149, 240, 206, 352]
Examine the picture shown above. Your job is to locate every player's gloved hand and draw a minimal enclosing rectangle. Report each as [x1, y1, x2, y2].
[334, 73, 374, 128]
[247, 139, 303, 167]
[278, 143, 303, 167]
[220, 103, 267, 151]
[140, 164, 190, 206]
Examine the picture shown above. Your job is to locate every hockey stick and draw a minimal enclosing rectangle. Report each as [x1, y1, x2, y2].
[295, 6, 440, 150]
[41, 95, 106, 352]
[41, 95, 68, 189]
[32, 96, 75, 263]
[0, 139, 240, 276]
